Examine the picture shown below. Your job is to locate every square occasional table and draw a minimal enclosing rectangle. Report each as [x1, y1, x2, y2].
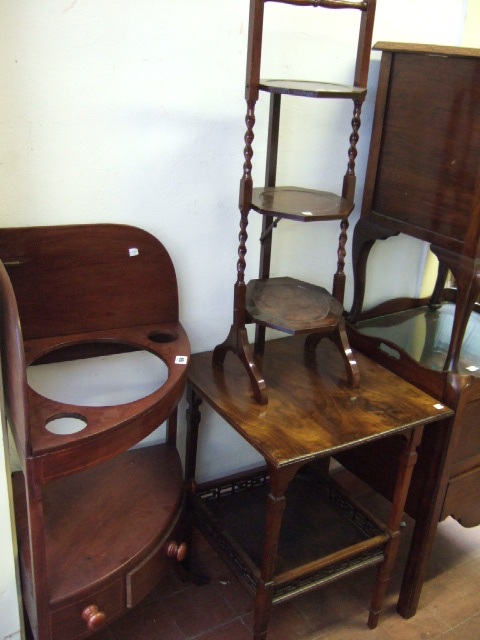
[185, 336, 452, 640]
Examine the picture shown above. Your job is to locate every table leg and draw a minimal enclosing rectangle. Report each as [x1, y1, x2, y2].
[253, 466, 298, 640]
[368, 425, 424, 628]
[184, 384, 203, 577]
[397, 411, 460, 618]
[185, 383, 202, 485]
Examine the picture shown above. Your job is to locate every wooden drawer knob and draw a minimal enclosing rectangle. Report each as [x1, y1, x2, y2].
[165, 540, 188, 562]
[81, 604, 106, 631]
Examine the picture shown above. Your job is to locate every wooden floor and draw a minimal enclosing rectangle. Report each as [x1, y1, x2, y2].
[29, 469, 480, 640]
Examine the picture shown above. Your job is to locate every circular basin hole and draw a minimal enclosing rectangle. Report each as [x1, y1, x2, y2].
[148, 331, 177, 344]
[46, 415, 88, 435]
[28, 343, 169, 407]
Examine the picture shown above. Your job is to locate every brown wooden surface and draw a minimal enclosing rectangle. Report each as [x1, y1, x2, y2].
[187, 331, 444, 637]
[13, 444, 183, 605]
[0, 224, 190, 639]
[23, 321, 189, 477]
[270, 1, 369, 9]
[215, 0, 376, 405]
[353, 304, 480, 382]
[0, 224, 179, 339]
[190, 336, 452, 469]
[0, 224, 190, 479]
[258, 80, 367, 98]
[349, 42, 480, 370]
[246, 277, 343, 333]
[365, 52, 480, 253]
[251, 187, 354, 221]
[374, 41, 480, 58]
[342, 41, 480, 621]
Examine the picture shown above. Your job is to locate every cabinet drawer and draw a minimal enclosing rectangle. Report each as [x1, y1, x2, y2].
[51, 579, 124, 640]
[450, 394, 480, 465]
[441, 466, 480, 528]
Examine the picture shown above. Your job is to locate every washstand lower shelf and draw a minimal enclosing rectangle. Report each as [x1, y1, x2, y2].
[190, 467, 388, 604]
[13, 444, 185, 640]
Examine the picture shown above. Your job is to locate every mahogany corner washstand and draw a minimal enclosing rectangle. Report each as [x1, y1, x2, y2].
[185, 336, 451, 640]
[0, 224, 190, 640]
[337, 42, 480, 619]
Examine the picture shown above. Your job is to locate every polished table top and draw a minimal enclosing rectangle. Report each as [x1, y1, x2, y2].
[188, 336, 453, 471]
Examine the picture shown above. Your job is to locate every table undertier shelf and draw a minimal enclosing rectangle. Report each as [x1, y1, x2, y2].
[191, 469, 387, 603]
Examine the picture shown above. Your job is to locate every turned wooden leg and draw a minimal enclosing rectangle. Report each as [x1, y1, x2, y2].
[214, 92, 268, 405]
[332, 218, 349, 305]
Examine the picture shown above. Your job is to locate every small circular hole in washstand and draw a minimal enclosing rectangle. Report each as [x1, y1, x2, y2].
[148, 331, 178, 343]
[46, 414, 88, 435]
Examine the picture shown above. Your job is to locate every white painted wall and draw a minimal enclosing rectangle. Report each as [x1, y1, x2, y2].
[0, 1, 471, 638]
[464, 0, 480, 47]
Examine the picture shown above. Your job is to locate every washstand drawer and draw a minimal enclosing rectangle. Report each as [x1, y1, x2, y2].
[127, 521, 187, 608]
[51, 579, 124, 640]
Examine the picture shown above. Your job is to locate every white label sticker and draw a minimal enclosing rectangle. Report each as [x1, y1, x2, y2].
[129, 247, 139, 257]
[434, 403, 445, 410]
[175, 356, 188, 365]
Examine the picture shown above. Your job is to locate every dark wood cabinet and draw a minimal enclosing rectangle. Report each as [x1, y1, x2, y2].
[340, 42, 480, 618]
[349, 42, 480, 372]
